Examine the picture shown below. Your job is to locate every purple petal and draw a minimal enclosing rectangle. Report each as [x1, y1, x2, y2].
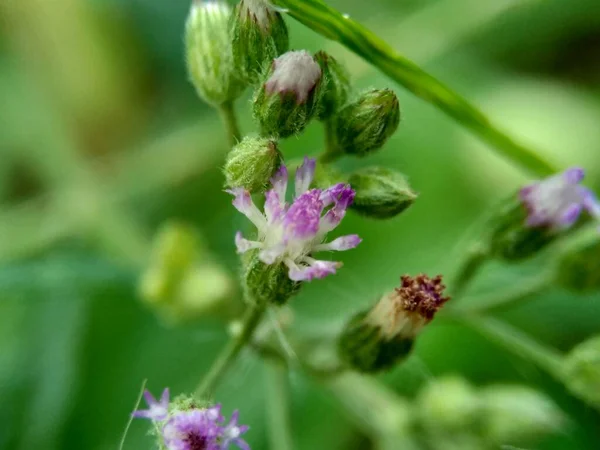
[264, 189, 283, 224]
[319, 206, 346, 234]
[227, 188, 266, 229]
[230, 438, 251, 450]
[133, 389, 169, 421]
[288, 260, 340, 281]
[315, 234, 362, 252]
[519, 184, 537, 201]
[235, 232, 259, 254]
[581, 188, 600, 217]
[284, 189, 324, 239]
[131, 410, 153, 419]
[159, 388, 170, 408]
[271, 164, 288, 200]
[563, 167, 585, 185]
[320, 183, 347, 206]
[259, 244, 285, 264]
[559, 204, 583, 228]
[143, 389, 157, 405]
[295, 157, 316, 196]
[206, 404, 223, 422]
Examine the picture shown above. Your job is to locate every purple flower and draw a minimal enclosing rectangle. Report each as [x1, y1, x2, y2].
[229, 157, 362, 282]
[132, 388, 170, 421]
[163, 409, 223, 450]
[520, 167, 600, 230]
[221, 411, 250, 450]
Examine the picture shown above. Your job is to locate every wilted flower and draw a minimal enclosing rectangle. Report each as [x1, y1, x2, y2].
[132, 388, 170, 421]
[230, 157, 361, 282]
[520, 167, 600, 230]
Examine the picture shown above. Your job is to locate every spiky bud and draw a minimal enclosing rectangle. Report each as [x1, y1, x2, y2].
[224, 136, 282, 192]
[556, 233, 600, 292]
[244, 251, 301, 305]
[253, 50, 323, 138]
[348, 167, 417, 219]
[314, 51, 351, 121]
[231, 0, 289, 84]
[332, 88, 400, 157]
[185, 0, 244, 106]
[561, 335, 600, 410]
[338, 274, 450, 373]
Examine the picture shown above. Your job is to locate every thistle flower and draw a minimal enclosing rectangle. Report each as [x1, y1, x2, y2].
[338, 274, 450, 372]
[231, 157, 360, 285]
[520, 167, 600, 230]
[132, 388, 170, 421]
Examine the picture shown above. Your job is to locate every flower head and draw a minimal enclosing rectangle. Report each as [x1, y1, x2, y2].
[230, 157, 361, 282]
[519, 167, 600, 230]
[264, 51, 322, 104]
[132, 388, 170, 421]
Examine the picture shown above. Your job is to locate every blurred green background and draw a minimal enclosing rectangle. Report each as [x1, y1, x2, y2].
[1, 0, 600, 449]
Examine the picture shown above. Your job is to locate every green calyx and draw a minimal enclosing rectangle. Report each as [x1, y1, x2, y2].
[314, 50, 351, 121]
[556, 235, 600, 292]
[348, 167, 417, 219]
[224, 136, 282, 192]
[231, 0, 289, 84]
[185, 0, 245, 106]
[337, 311, 414, 373]
[244, 251, 301, 305]
[332, 88, 400, 157]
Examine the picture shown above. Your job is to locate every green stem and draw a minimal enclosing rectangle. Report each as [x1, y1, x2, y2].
[458, 315, 564, 377]
[320, 119, 341, 163]
[265, 362, 295, 450]
[450, 244, 489, 298]
[272, 0, 557, 177]
[218, 101, 241, 147]
[195, 303, 266, 398]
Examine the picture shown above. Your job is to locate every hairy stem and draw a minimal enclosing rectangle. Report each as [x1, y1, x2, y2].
[265, 362, 295, 450]
[195, 303, 266, 398]
[218, 101, 242, 147]
[272, 0, 557, 177]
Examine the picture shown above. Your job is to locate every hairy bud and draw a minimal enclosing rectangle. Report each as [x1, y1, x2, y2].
[338, 274, 450, 373]
[333, 88, 400, 157]
[562, 335, 600, 410]
[244, 251, 301, 305]
[314, 51, 351, 121]
[231, 0, 289, 84]
[253, 50, 323, 138]
[348, 167, 417, 219]
[224, 136, 282, 192]
[185, 0, 244, 106]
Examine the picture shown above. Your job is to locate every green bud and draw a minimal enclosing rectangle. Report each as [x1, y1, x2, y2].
[313, 51, 351, 121]
[244, 251, 301, 305]
[224, 136, 282, 192]
[231, 0, 289, 84]
[562, 334, 600, 410]
[480, 385, 565, 445]
[348, 167, 417, 219]
[338, 274, 450, 373]
[185, 0, 244, 106]
[333, 88, 400, 157]
[417, 376, 481, 432]
[556, 233, 600, 292]
[253, 50, 323, 138]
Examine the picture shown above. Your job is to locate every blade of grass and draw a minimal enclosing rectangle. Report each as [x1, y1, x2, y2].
[272, 0, 557, 177]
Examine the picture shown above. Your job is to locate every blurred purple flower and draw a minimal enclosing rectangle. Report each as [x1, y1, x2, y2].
[132, 388, 170, 421]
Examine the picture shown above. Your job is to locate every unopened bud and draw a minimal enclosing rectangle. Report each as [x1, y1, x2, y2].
[561, 335, 600, 409]
[314, 51, 351, 121]
[231, 0, 289, 84]
[556, 234, 600, 293]
[185, 0, 244, 106]
[348, 167, 417, 219]
[480, 385, 565, 445]
[253, 50, 323, 138]
[333, 89, 400, 157]
[338, 274, 450, 373]
[224, 136, 282, 192]
[417, 376, 480, 432]
[244, 251, 301, 305]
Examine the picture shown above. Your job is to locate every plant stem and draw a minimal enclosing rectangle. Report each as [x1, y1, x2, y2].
[320, 120, 341, 163]
[218, 101, 241, 147]
[195, 303, 266, 398]
[272, 0, 557, 177]
[265, 362, 295, 450]
[450, 244, 489, 298]
[458, 315, 564, 377]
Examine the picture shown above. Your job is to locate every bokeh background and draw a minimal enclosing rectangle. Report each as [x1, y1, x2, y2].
[2, 0, 600, 449]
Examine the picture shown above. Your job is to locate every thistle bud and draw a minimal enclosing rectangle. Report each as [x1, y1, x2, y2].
[185, 0, 244, 106]
[480, 385, 565, 445]
[314, 51, 351, 121]
[561, 335, 600, 409]
[244, 251, 301, 305]
[556, 234, 600, 292]
[333, 89, 400, 157]
[231, 0, 289, 84]
[224, 136, 282, 192]
[253, 50, 323, 138]
[348, 167, 417, 219]
[338, 274, 450, 373]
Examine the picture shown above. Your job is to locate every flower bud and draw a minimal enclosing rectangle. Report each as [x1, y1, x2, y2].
[231, 0, 289, 84]
[333, 89, 400, 157]
[244, 251, 301, 305]
[253, 50, 323, 138]
[480, 385, 565, 445]
[417, 376, 481, 432]
[224, 136, 282, 192]
[185, 0, 244, 106]
[313, 51, 351, 121]
[556, 234, 600, 293]
[338, 274, 450, 373]
[348, 167, 417, 219]
[561, 335, 600, 409]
